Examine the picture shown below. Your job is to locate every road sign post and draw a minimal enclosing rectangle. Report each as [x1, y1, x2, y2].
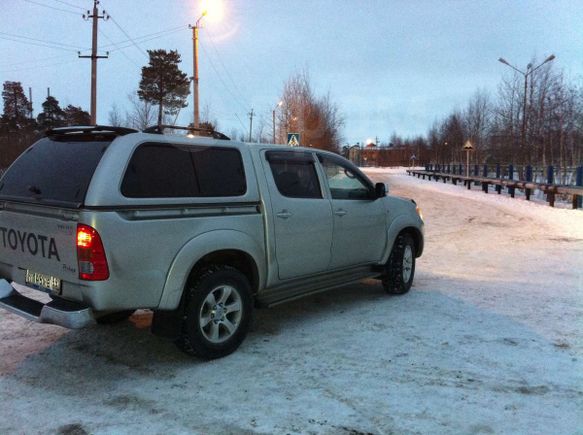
[287, 133, 300, 147]
[463, 140, 474, 177]
[410, 154, 417, 168]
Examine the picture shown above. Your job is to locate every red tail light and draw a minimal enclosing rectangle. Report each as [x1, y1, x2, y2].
[76, 224, 109, 280]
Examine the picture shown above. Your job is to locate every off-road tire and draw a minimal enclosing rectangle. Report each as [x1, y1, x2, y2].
[95, 310, 135, 324]
[175, 265, 253, 359]
[383, 233, 416, 295]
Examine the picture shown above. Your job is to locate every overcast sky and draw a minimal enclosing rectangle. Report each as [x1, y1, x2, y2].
[1, 0, 582, 144]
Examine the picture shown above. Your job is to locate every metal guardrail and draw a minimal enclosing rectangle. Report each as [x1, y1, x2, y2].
[407, 169, 583, 209]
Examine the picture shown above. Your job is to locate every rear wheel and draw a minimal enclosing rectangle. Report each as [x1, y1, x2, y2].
[383, 233, 416, 295]
[175, 265, 253, 359]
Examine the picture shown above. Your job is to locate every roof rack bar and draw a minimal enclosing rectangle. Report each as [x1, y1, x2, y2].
[45, 125, 138, 137]
[143, 124, 230, 141]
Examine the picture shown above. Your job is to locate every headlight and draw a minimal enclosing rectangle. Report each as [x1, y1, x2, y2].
[416, 206, 424, 221]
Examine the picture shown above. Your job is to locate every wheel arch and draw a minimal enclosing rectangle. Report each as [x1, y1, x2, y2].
[157, 230, 264, 311]
[382, 216, 424, 264]
[187, 249, 259, 296]
[399, 227, 423, 258]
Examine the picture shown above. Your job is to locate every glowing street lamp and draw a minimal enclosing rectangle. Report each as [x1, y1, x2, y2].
[190, 0, 224, 129]
[201, 0, 224, 22]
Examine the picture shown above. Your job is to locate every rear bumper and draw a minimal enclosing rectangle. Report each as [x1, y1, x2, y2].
[0, 279, 95, 329]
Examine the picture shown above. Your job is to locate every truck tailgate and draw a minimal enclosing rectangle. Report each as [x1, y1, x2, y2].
[0, 203, 79, 293]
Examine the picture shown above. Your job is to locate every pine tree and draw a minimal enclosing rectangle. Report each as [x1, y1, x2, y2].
[138, 49, 190, 126]
[2, 81, 31, 127]
[37, 96, 66, 129]
[63, 105, 91, 126]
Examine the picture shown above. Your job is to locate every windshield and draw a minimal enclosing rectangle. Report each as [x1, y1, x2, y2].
[0, 137, 110, 207]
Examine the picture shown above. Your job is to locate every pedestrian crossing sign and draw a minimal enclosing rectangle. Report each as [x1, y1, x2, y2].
[287, 133, 300, 147]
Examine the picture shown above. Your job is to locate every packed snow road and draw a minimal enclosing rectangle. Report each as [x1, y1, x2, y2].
[1, 169, 581, 434]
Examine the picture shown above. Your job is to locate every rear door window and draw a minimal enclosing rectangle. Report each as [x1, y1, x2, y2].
[266, 151, 322, 199]
[121, 142, 246, 198]
[0, 138, 110, 207]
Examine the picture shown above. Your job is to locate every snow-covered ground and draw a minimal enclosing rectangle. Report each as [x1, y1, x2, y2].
[1, 168, 581, 434]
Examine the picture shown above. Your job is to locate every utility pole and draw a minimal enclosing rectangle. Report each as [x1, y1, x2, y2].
[79, 0, 109, 125]
[189, 11, 206, 129]
[248, 109, 254, 142]
[272, 109, 276, 143]
[192, 24, 200, 129]
[272, 100, 282, 143]
[28, 87, 33, 120]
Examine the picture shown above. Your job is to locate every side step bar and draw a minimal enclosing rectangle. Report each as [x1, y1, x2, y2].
[257, 265, 382, 308]
[0, 279, 95, 329]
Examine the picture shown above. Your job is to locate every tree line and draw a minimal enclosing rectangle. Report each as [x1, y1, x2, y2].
[0, 81, 91, 167]
[387, 58, 582, 169]
[5, 49, 579, 171]
[1, 48, 345, 170]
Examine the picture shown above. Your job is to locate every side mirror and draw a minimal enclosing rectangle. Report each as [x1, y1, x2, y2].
[375, 182, 387, 198]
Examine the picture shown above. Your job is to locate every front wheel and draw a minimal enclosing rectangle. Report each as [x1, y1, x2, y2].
[382, 233, 416, 295]
[175, 265, 253, 359]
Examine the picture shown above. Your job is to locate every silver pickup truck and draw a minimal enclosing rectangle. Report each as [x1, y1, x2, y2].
[0, 125, 424, 359]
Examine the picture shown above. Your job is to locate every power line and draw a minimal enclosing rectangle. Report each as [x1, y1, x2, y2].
[0, 25, 188, 71]
[202, 28, 250, 108]
[102, 25, 187, 49]
[52, 0, 85, 10]
[198, 71, 247, 132]
[0, 31, 84, 50]
[234, 113, 247, 131]
[24, 0, 80, 15]
[98, 29, 141, 68]
[0, 34, 80, 52]
[0, 53, 70, 68]
[0, 58, 78, 74]
[99, 2, 148, 58]
[105, 26, 187, 53]
[199, 41, 249, 113]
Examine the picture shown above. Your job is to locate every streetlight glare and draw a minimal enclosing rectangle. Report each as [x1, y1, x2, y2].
[201, 0, 224, 23]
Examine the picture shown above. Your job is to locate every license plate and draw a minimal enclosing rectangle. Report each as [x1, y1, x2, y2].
[25, 270, 62, 293]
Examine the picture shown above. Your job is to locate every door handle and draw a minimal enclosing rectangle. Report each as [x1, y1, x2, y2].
[276, 210, 293, 219]
[334, 209, 347, 217]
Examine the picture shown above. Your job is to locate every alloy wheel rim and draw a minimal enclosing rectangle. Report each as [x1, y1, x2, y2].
[402, 245, 413, 282]
[199, 285, 243, 344]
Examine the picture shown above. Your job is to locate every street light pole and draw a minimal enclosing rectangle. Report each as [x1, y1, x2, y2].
[498, 55, 555, 162]
[190, 12, 207, 129]
[272, 100, 282, 143]
[463, 140, 474, 177]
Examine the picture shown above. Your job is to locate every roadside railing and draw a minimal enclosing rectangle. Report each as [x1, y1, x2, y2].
[407, 164, 583, 209]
